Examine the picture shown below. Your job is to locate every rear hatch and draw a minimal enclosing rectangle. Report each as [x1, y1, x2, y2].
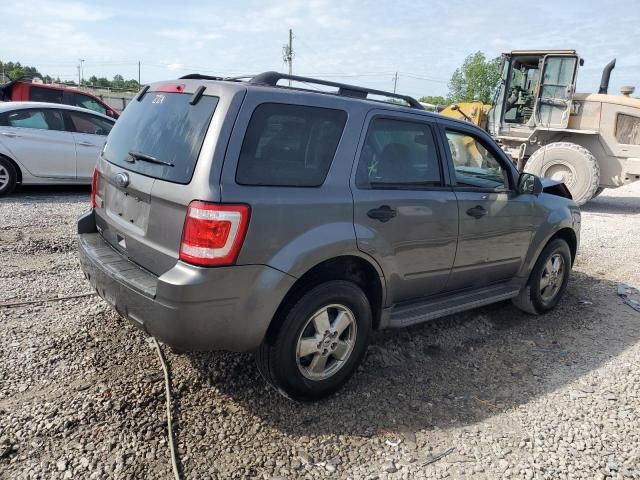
[93, 81, 240, 276]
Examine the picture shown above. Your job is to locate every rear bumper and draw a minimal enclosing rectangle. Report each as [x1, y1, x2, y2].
[77, 211, 295, 352]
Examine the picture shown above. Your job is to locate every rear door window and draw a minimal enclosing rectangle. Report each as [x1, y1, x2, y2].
[236, 103, 347, 186]
[0, 109, 65, 131]
[102, 92, 218, 184]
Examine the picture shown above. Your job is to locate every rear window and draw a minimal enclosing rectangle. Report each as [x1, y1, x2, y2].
[102, 92, 217, 184]
[29, 86, 63, 103]
[236, 103, 347, 186]
[616, 113, 640, 145]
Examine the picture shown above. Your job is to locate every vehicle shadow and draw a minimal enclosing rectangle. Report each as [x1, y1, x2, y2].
[0, 185, 90, 204]
[581, 193, 640, 215]
[187, 272, 640, 437]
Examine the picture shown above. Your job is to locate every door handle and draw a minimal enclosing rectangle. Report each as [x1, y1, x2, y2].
[78, 141, 95, 147]
[0, 131, 19, 138]
[367, 205, 397, 222]
[466, 205, 488, 219]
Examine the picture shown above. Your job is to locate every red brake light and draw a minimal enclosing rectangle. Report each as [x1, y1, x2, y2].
[153, 83, 186, 93]
[91, 168, 100, 208]
[179, 201, 250, 266]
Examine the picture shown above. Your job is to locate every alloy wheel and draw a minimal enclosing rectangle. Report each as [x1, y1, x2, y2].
[0, 165, 9, 190]
[296, 304, 357, 381]
[540, 253, 565, 302]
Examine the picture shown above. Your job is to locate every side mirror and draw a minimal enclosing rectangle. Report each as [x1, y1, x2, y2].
[517, 172, 543, 195]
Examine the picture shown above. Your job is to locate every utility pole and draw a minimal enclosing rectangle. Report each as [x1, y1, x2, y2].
[138, 61, 141, 86]
[282, 28, 294, 86]
[393, 72, 398, 93]
[78, 59, 85, 86]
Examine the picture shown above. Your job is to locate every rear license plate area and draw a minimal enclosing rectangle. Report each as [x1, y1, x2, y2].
[105, 186, 150, 233]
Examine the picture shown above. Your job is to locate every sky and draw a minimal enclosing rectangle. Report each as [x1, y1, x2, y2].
[1, 0, 639, 99]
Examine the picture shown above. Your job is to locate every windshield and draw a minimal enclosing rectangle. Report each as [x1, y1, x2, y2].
[102, 91, 218, 184]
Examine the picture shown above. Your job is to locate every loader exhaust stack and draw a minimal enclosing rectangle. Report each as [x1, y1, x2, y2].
[599, 58, 616, 94]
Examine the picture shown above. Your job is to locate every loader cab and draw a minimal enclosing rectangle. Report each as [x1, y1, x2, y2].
[488, 50, 580, 137]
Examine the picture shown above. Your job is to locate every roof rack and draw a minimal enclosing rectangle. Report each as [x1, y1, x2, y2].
[249, 71, 424, 110]
[179, 73, 224, 81]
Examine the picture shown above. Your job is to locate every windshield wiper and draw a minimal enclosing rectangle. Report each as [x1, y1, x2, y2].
[127, 151, 174, 167]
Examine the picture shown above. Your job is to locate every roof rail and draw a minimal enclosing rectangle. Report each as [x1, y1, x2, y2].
[249, 71, 424, 109]
[179, 73, 224, 81]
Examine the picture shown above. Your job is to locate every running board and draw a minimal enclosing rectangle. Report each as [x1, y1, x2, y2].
[388, 285, 520, 328]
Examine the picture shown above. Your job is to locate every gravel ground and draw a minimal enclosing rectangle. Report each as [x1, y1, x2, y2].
[1, 183, 639, 480]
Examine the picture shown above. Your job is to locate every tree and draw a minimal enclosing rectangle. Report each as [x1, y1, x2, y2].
[448, 51, 501, 104]
[112, 74, 124, 88]
[2, 58, 140, 90]
[419, 95, 448, 106]
[0, 60, 42, 81]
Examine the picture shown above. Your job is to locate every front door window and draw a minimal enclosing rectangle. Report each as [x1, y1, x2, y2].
[445, 130, 508, 190]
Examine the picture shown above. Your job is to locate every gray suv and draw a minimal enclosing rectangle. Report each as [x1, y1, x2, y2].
[78, 72, 581, 401]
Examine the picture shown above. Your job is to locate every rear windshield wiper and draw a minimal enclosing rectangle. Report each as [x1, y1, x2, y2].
[127, 151, 174, 167]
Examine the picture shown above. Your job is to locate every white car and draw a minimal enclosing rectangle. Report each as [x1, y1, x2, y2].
[0, 102, 115, 195]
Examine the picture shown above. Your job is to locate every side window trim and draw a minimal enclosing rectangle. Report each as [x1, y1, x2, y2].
[438, 122, 516, 191]
[354, 113, 447, 191]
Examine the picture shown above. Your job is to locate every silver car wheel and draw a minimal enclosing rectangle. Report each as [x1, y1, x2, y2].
[540, 253, 565, 302]
[0, 165, 9, 190]
[296, 303, 357, 381]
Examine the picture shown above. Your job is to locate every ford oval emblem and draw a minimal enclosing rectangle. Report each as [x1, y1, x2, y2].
[114, 172, 129, 188]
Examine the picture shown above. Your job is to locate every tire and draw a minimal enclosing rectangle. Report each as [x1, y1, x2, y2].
[512, 238, 572, 315]
[591, 187, 605, 199]
[524, 142, 599, 206]
[256, 280, 372, 401]
[0, 156, 18, 196]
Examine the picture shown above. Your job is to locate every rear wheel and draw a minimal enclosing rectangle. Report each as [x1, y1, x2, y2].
[524, 142, 599, 206]
[256, 280, 372, 401]
[591, 187, 605, 199]
[0, 157, 18, 196]
[512, 238, 572, 315]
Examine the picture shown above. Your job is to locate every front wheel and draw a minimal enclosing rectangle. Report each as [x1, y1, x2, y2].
[524, 142, 599, 206]
[256, 280, 372, 401]
[0, 157, 18, 197]
[512, 238, 572, 315]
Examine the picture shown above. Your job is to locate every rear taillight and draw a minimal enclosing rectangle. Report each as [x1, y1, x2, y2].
[179, 201, 250, 267]
[91, 168, 99, 208]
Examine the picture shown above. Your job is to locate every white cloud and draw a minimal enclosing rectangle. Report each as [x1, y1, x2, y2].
[158, 30, 222, 41]
[0, 0, 114, 22]
[1, 0, 638, 98]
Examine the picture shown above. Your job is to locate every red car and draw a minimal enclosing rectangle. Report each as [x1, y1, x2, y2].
[0, 80, 119, 119]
